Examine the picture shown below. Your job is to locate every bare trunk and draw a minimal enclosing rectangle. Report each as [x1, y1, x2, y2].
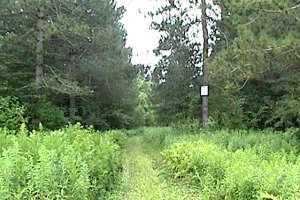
[69, 94, 76, 123]
[36, 2, 44, 87]
[201, 0, 209, 129]
[33, 1, 45, 126]
[69, 52, 76, 123]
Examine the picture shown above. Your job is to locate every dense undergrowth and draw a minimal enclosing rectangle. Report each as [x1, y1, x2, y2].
[0, 124, 123, 199]
[1, 124, 299, 199]
[143, 127, 300, 200]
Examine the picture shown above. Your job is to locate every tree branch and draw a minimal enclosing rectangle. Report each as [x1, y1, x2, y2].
[250, 3, 300, 13]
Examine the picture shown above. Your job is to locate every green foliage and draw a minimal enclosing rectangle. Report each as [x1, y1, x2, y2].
[150, 1, 205, 125]
[171, 118, 201, 134]
[133, 73, 156, 127]
[104, 129, 128, 147]
[0, 96, 27, 130]
[0, 124, 122, 199]
[210, 0, 300, 130]
[161, 129, 300, 200]
[35, 100, 68, 130]
[198, 129, 300, 154]
[150, 0, 300, 130]
[0, 0, 139, 130]
[142, 127, 172, 149]
[162, 140, 228, 187]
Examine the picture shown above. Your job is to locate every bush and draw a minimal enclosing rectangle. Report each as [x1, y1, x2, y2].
[0, 124, 122, 199]
[0, 96, 27, 130]
[162, 140, 229, 190]
[171, 119, 201, 135]
[194, 129, 300, 154]
[162, 136, 300, 200]
[104, 129, 128, 147]
[35, 100, 68, 130]
[142, 127, 173, 149]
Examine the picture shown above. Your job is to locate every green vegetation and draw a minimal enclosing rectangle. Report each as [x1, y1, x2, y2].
[0, 124, 122, 199]
[0, 125, 300, 199]
[0, 0, 144, 130]
[135, 127, 300, 200]
[163, 140, 300, 199]
[151, 0, 300, 130]
[0, 0, 299, 199]
[0, 96, 27, 130]
[108, 128, 202, 200]
[0, 0, 299, 131]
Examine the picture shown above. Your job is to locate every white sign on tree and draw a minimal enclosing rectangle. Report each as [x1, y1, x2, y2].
[200, 85, 209, 96]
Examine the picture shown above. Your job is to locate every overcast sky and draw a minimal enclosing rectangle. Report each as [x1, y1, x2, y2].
[116, 0, 163, 66]
[116, 0, 220, 67]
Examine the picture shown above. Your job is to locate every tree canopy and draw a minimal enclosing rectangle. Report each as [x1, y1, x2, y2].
[0, 0, 299, 130]
[150, 0, 299, 130]
[0, 0, 142, 130]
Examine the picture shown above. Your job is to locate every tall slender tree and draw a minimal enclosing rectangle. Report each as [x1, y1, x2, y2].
[150, 0, 219, 125]
[0, 0, 140, 129]
[201, 0, 209, 129]
[35, 0, 44, 87]
[209, 0, 300, 129]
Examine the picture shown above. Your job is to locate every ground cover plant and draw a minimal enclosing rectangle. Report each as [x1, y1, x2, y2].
[0, 124, 122, 199]
[1, 125, 300, 199]
[161, 128, 300, 200]
[107, 127, 203, 200]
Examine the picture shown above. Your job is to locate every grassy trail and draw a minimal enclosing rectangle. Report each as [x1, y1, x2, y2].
[109, 134, 202, 200]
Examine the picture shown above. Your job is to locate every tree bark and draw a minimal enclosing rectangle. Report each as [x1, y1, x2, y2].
[33, 1, 45, 126]
[36, 1, 44, 87]
[69, 51, 76, 123]
[69, 93, 76, 123]
[201, 0, 209, 129]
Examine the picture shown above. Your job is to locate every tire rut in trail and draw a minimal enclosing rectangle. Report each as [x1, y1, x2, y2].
[109, 135, 202, 200]
[121, 136, 163, 200]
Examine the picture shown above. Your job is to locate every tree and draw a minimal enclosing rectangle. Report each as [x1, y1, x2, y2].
[201, 0, 209, 129]
[151, 0, 299, 130]
[0, 0, 140, 130]
[150, 0, 219, 126]
[36, 0, 44, 88]
[210, 0, 300, 129]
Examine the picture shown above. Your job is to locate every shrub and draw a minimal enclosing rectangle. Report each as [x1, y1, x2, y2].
[162, 136, 300, 200]
[162, 140, 229, 189]
[195, 129, 300, 154]
[35, 100, 68, 130]
[142, 127, 173, 149]
[0, 124, 122, 199]
[171, 118, 201, 135]
[0, 96, 27, 130]
[104, 129, 128, 147]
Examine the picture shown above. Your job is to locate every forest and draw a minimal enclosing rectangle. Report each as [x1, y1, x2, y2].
[0, 0, 299, 199]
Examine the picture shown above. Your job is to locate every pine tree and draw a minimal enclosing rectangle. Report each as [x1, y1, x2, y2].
[150, 0, 219, 125]
[210, 0, 300, 129]
[0, 0, 139, 129]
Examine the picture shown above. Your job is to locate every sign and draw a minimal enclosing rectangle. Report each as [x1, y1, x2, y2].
[200, 85, 209, 96]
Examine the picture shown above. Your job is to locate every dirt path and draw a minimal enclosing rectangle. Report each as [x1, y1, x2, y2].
[109, 135, 202, 200]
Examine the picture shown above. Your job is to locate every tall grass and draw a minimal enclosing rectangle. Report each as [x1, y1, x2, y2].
[140, 126, 300, 200]
[0, 124, 123, 199]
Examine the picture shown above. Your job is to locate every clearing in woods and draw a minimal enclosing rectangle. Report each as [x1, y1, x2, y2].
[109, 134, 202, 200]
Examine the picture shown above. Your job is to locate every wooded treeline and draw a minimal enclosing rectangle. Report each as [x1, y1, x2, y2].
[0, 0, 153, 130]
[151, 0, 299, 130]
[0, 0, 299, 131]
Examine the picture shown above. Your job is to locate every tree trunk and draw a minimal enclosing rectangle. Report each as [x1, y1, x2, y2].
[69, 93, 76, 123]
[69, 51, 76, 123]
[36, 1, 44, 87]
[33, 1, 45, 126]
[201, 0, 209, 129]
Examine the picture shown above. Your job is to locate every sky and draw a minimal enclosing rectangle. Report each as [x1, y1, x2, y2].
[116, 0, 220, 67]
[116, 0, 163, 66]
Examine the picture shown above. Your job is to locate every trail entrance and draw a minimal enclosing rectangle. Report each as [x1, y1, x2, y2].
[109, 134, 201, 200]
